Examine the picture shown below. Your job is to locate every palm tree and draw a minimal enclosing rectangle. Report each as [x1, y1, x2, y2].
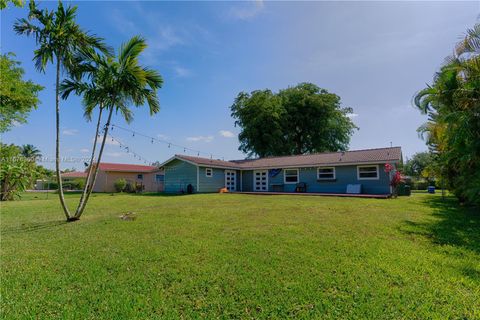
[20, 144, 41, 160]
[14, 1, 110, 221]
[414, 23, 480, 206]
[61, 36, 163, 220]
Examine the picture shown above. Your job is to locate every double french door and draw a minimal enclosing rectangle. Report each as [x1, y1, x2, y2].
[254, 170, 268, 191]
[225, 170, 237, 192]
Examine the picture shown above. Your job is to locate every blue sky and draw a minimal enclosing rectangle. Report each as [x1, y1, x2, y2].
[1, 1, 478, 170]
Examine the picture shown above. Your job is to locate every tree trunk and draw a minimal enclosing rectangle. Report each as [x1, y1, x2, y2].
[74, 107, 103, 217]
[73, 106, 114, 219]
[55, 56, 72, 221]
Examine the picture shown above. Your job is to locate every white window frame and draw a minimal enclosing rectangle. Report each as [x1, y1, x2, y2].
[317, 167, 336, 180]
[205, 168, 213, 177]
[357, 165, 379, 180]
[283, 168, 299, 184]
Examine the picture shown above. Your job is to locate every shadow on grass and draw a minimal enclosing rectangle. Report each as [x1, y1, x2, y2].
[402, 196, 480, 255]
[1, 220, 67, 235]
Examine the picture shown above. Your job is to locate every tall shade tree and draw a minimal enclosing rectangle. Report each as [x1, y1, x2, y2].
[0, 54, 43, 133]
[14, 1, 110, 220]
[414, 23, 480, 206]
[231, 83, 357, 157]
[60, 36, 163, 220]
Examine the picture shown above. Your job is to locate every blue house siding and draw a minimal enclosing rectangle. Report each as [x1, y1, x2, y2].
[164, 159, 197, 193]
[242, 164, 391, 194]
[198, 166, 225, 192]
[241, 170, 253, 192]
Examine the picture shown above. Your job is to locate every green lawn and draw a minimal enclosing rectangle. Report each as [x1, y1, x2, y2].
[1, 193, 479, 319]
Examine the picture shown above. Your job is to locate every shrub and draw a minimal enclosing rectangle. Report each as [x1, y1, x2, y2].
[114, 178, 127, 192]
[0, 144, 37, 200]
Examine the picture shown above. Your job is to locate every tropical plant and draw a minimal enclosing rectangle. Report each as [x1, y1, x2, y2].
[60, 35, 163, 220]
[0, 53, 43, 133]
[14, 1, 110, 220]
[231, 83, 357, 157]
[0, 144, 37, 201]
[414, 23, 480, 206]
[20, 144, 42, 160]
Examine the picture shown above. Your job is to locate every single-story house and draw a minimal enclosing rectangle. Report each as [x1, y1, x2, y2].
[90, 163, 164, 193]
[160, 147, 402, 195]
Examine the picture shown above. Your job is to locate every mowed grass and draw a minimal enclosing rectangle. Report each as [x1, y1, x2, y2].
[1, 192, 479, 319]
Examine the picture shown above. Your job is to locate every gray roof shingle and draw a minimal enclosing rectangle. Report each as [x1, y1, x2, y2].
[173, 147, 402, 169]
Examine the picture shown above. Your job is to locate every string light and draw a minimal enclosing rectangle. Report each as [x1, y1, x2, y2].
[110, 124, 225, 160]
[107, 134, 152, 165]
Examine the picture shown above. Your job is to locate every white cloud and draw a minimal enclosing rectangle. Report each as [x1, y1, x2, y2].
[173, 66, 193, 78]
[12, 120, 22, 127]
[347, 113, 359, 118]
[157, 134, 170, 140]
[186, 135, 214, 143]
[219, 130, 235, 138]
[229, 0, 265, 20]
[63, 129, 78, 136]
[105, 152, 123, 158]
[80, 148, 90, 153]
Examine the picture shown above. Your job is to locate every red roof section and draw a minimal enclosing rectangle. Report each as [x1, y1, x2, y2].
[62, 171, 88, 178]
[96, 162, 160, 173]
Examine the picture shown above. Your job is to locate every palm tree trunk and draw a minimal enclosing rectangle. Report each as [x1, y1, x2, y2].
[55, 56, 72, 221]
[74, 106, 114, 219]
[74, 107, 103, 217]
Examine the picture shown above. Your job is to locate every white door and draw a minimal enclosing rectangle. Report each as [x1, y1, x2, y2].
[225, 170, 236, 192]
[254, 170, 268, 191]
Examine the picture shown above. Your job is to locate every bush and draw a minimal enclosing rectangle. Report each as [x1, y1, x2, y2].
[114, 178, 127, 192]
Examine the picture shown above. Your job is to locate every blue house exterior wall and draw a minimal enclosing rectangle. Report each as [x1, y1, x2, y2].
[164, 159, 197, 193]
[165, 158, 393, 195]
[198, 166, 224, 192]
[241, 163, 392, 194]
[241, 170, 253, 192]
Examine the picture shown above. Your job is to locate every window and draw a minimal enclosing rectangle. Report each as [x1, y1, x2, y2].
[155, 174, 164, 183]
[284, 169, 299, 184]
[205, 168, 213, 177]
[357, 165, 379, 180]
[137, 174, 143, 180]
[318, 167, 335, 180]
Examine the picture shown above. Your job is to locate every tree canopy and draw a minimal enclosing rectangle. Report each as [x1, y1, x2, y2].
[414, 23, 480, 206]
[404, 152, 436, 180]
[0, 54, 43, 133]
[231, 83, 357, 157]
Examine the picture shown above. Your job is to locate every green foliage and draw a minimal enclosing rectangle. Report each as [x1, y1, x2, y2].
[404, 152, 436, 180]
[1, 193, 479, 318]
[414, 23, 480, 206]
[60, 35, 163, 123]
[231, 83, 357, 157]
[114, 178, 127, 192]
[0, 54, 43, 133]
[0, 144, 37, 200]
[20, 144, 42, 160]
[61, 178, 85, 190]
[0, 0, 24, 10]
